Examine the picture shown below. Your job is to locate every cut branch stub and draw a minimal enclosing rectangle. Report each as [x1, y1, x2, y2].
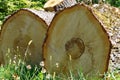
[44, 0, 77, 11]
[43, 4, 111, 77]
[0, 9, 55, 65]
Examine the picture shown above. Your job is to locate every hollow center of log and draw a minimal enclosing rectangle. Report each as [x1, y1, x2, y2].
[13, 35, 35, 57]
[65, 38, 85, 60]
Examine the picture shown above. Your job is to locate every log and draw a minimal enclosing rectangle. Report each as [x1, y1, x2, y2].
[44, 0, 77, 11]
[0, 9, 55, 65]
[43, 3, 111, 77]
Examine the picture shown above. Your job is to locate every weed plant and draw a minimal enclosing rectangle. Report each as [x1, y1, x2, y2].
[0, 42, 120, 80]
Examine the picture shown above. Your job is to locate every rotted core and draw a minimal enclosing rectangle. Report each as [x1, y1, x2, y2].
[65, 37, 85, 60]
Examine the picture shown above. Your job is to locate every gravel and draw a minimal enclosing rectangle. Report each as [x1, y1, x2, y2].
[92, 4, 120, 71]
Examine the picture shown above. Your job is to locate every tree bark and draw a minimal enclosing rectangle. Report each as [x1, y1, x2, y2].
[44, 0, 77, 11]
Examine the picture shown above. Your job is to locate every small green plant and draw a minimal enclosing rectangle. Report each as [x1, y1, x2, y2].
[0, 40, 44, 80]
[0, 57, 120, 80]
[104, 69, 120, 80]
[1, 44, 120, 80]
[0, 0, 47, 24]
[0, 57, 42, 80]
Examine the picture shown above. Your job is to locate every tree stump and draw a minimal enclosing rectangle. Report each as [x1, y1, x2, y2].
[0, 9, 55, 65]
[43, 4, 111, 77]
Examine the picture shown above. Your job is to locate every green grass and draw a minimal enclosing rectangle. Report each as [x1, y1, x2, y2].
[0, 58, 49, 80]
[0, 58, 120, 80]
[0, 42, 120, 80]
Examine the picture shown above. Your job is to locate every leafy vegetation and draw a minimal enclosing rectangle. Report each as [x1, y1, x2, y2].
[0, 45, 120, 80]
[0, 58, 120, 80]
[0, 60, 44, 80]
[106, 0, 120, 7]
[0, 0, 47, 25]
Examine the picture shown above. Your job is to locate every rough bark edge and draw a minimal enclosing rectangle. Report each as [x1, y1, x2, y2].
[1, 8, 55, 29]
[44, 0, 77, 12]
[25, 9, 55, 26]
[87, 4, 112, 77]
[43, 3, 112, 77]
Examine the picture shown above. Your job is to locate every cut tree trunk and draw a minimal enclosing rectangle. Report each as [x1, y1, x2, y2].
[0, 9, 55, 65]
[44, 0, 77, 11]
[43, 3, 111, 77]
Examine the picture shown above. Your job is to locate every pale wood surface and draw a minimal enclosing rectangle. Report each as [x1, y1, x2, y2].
[0, 9, 55, 65]
[43, 4, 111, 77]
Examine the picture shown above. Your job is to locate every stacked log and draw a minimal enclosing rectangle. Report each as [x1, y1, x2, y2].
[43, 3, 111, 77]
[0, 9, 55, 65]
[0, 0, 112, 78]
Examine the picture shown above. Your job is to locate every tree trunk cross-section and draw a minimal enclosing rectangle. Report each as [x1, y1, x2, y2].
[43, 3, 111, 77]
[0, 8, 55, 65]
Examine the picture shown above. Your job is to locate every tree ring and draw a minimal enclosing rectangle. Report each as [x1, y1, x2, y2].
[65, 38, 85, 60]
